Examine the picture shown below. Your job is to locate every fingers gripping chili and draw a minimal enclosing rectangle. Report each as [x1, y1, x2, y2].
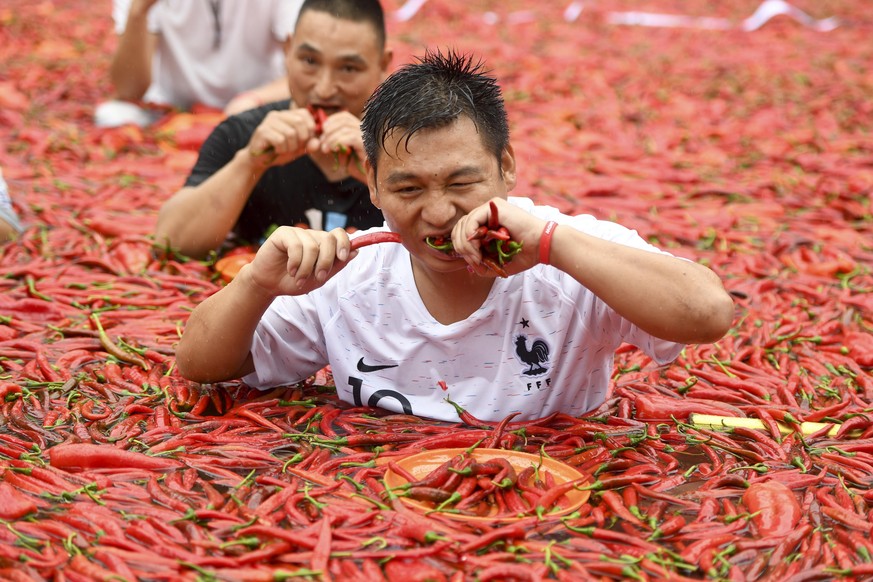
[426, 201, 523, 277]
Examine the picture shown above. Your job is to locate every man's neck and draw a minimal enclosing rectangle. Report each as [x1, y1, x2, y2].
[410, 258, 496, 325]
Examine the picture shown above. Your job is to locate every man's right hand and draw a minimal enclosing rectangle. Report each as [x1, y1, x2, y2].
[241, 226, 357, 298]
[247, 108, 320, 169]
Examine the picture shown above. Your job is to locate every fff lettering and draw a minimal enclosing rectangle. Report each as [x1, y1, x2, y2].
[526, 377, 551, 392]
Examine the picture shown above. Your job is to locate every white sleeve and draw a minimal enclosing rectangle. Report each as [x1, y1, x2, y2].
[521, 198, 686, 365]
[113, 0, 161, 35]
[112, 0, 132, 34]
[0, 172, 23, 234]
[273, 0, 303, 41]
[243, 294, 329, 390]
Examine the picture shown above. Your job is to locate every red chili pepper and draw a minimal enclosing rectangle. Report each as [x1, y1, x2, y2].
[741, 480, 802, 537]
[821, 505, 873, 533]
[393, 521, 445, 544]
[487, 200, 499, 230]
[404, 486, 455, 504]
[407, 456, 463, 489]
[350, 231, 402, 251]
[458, 522, 527, 552]
[0, 482, 39, 519]
[48, 443, 184, 471]
[311, 517, 332, 579]
[384, 558, 448, 582]
[307, 105, 329, 136]
[633, 393, 745, 421]
[599, 489, 648, 528]
[534, 477, 588, 514]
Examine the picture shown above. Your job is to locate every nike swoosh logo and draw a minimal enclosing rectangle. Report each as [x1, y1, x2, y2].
[357, 357, 398, 373]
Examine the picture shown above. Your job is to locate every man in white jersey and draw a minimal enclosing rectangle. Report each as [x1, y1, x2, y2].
[177, 50, 735, 423]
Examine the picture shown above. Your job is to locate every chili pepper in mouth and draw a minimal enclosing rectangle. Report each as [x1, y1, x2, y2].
[425, 201, 523, 277]
[307, 104, 329, 136]
[424, 235, 456, 254]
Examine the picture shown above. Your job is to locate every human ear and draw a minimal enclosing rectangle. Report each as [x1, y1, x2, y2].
[379, 46, 394, 80]
[366, 160, 380, 208]
[500, 144, 517, 191]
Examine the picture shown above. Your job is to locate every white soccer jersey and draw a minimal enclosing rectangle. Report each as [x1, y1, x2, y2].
[245, 197, 684, 422]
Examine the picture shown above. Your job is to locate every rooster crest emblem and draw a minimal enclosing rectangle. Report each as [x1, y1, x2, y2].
[514, 335, 549, 376]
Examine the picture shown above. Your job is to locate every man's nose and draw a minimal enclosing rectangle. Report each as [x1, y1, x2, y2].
[421, 192, 457, 227]
[313, 69, 336, 100]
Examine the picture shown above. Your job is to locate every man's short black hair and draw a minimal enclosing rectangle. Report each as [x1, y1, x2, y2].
[297, 0, 386, 50]
[361, 48, 510, 173]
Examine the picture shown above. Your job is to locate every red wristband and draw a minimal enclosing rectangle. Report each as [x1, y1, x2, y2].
[539, 221, 558, 265]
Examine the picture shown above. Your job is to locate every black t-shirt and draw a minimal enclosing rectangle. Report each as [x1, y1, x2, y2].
[184, 100, 384, 245]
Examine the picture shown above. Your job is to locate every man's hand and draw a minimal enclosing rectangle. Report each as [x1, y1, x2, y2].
[451, 198, 545, 277]
[307, 111, 367, 182]
[241, 226, 357, 298]
[246, 108, 319, 169]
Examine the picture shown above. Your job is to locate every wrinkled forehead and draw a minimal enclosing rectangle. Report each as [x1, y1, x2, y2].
[376, 117, 483, 160]
[293, 9, 383, 52]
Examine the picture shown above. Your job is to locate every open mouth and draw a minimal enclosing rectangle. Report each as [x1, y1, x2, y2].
[311, 104, 342, 116]
[425, 236, 457, 257]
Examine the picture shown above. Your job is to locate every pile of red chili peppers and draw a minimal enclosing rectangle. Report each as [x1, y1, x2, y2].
[1, 1, 873, 580]
[389, 450, 585, 520]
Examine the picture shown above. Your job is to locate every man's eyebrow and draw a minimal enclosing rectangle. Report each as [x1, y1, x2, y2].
[296, 43, 367, 66]
[383, 166, 484, 186]
[296, 42, 321, 55]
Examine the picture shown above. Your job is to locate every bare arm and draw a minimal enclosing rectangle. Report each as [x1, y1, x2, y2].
[176, 226, 355, 383]
[154, 107, 319, 258]
[154, 149, 268, 258]
[224, 76, 293, 115]
[0, 220, 17, 241]
[453, 198, 735, 345]
[109, 0, 158, 101]
[548, 226, 734, 343]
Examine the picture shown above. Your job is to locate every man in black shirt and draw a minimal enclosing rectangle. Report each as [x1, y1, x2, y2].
[154, 0, 391, 258]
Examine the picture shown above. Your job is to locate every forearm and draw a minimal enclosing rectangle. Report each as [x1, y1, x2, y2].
[0, 221, 16, 241]
[109, 3, 154, 101]
[550, 226, 734, 344]
[176, 265, 276, 383]
[225, 77, 292, 115]
[155, 149, 267, 258]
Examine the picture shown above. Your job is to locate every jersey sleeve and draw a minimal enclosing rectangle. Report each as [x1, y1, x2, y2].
[525, 199, 686, 365]
[112, 0, 131, 34]
[0, 173, 23, 234]
[182, 116, 250, 188]
[112, 0, 160, 35]
[242, 294, 329, 390]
